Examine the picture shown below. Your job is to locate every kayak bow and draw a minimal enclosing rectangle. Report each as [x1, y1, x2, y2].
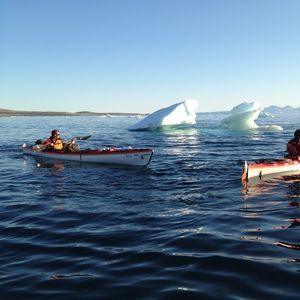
[22, 144, 153, 166]
[242, 159, 300, 181]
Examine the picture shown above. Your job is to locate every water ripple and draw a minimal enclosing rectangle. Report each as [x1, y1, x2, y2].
[0, 115, 299, 298]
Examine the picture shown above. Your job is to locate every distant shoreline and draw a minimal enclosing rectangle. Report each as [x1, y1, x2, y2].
[0, 108, 145, 117]
[1, 105, 299, 117]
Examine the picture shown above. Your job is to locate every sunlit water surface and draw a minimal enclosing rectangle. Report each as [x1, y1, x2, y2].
[0, 112, 299, 299]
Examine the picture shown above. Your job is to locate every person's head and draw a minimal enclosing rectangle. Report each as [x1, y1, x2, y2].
[294, 129, 300, 139]
[51, 129, 60, 138]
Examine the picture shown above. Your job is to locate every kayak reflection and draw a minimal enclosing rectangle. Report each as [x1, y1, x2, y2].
[29, 156, 154, 171]
[242, 173, 300, 198]
[37, 161, 65, 171]
[242, 176, 300, 252]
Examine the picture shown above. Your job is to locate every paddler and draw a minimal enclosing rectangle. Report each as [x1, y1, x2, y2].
[286, 129, 300, 160]
[43, 129, 64, 151]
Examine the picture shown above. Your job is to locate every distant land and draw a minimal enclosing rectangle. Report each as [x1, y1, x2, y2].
[0, 105, 299, 117]
[0, 108, 145, 117]
[263, 105, 300, 114]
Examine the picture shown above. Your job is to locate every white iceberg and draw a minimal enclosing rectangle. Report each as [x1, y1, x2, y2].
[128, 99, 198, 131]
[259, 111, 274, 118]
[221, 101, 283, 131]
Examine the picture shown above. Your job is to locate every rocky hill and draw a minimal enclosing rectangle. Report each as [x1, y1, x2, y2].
[0, 108, 142, 117]
[263, 105, 300, 114]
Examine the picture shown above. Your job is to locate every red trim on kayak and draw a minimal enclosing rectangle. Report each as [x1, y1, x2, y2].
[249, 159, 300, 169]
[80, 148, 153, 155]
[30, 147, 153, 156]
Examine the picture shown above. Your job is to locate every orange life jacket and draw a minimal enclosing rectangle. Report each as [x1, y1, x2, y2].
[53, 138, 63, 150]
[43, 137, 64, 150]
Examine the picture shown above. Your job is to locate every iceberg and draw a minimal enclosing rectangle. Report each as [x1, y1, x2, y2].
[259, 111, 274, 118]
[128, 99, 198, 131]
[221, 101, 283, 131]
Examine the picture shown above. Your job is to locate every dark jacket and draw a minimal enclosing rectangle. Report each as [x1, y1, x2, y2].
[286, 137, 300, 159]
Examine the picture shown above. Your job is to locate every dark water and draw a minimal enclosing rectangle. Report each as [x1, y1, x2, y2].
[0, 113, 299, 299]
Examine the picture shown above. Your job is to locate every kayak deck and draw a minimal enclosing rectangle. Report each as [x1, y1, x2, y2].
[242, 159, 300, 181]
[22, 144, 153, 166]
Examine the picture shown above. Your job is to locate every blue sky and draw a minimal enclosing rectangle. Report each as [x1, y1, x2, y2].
[1, 0, 299, 113]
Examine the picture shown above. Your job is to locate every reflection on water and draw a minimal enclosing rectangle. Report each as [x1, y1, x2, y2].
[287, 181, 300, 198]
[289, 201, 300, 208]
[138, 125, 198, 135]
[2, 114, 300, 298]
[37, 161, 65, 171]
[288, 218, 300, 228]
[242, 180, 277, 199]
[275, 241, 300, 250]
[23, 155, 155, 172]
[242, 174, 300, 199]
[241, 175, 300, 253]
[159, 128, 200, 158]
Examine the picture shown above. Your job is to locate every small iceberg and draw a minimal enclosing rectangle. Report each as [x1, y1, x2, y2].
[221, 101, 283, 131]
[128, 99, 198, 131]
[259, 111, 274, 118]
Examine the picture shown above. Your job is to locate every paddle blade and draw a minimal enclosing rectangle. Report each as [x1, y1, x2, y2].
[76, 135, 91, 140]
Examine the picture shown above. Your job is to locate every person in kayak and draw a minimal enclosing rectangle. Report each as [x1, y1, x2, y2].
[43, 129, 64, 151]
[286, 129, 300, 160]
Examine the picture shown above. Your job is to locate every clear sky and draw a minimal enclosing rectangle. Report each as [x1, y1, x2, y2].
[1, 0, 299, 113]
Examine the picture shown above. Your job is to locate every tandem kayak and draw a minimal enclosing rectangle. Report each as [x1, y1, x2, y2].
[242, 159, 300, 181]
[22, 144, 153, 166]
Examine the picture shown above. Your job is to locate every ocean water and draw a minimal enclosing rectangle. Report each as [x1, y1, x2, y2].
[0, 112, 299, 299]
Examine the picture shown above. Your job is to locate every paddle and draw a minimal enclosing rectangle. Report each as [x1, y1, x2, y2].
[75, 135, 91, 141]
[32, 135, 92, 152]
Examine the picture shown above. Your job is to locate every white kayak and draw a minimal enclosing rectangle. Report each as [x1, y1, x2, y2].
[242, 159, 300, 181]
[22, 144, 153, 166]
